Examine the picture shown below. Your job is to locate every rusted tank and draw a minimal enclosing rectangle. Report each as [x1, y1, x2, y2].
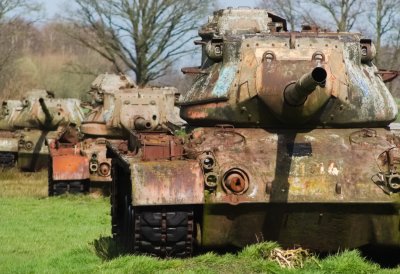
[0, 89, 84, 170]
[48, 73, 184, 195]
[48, 74, 135, 195]
[108, 8, 400, 257]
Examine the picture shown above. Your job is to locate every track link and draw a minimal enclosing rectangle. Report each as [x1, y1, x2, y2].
[110, 157, 195, 257]
[113, 201, 195, 257]
[0, 152, 16, 167]
[49, 180, 88, 196]
[134, 207, 194, 257]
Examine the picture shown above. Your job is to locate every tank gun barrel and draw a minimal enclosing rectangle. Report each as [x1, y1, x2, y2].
[38, 97, 53, 124]
[284, 67, 327, 106]
[134, 117, 152, 130]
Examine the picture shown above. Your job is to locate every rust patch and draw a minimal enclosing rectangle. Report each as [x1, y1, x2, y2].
[52, 154, 89, 180]
[131, 160, 204, 205]
[139, 133, 184, 161]
[376, 69, 399, 83]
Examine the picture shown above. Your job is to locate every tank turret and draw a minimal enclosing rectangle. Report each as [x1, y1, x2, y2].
[8, 96, 84, 130]
[86, 73, 136, 120]
[0, 90, 85, 170]
[1, 90, 84, 131]
[180, 8, 397, 127]
[81, 86, 185, 137]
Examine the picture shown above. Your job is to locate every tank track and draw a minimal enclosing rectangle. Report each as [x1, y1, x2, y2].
[110, 154, 195, 257]
[0, 152, 16, 167]
[134, 207, 194, 257]
[48, 180, 88, 196]
[112, 197, 194, 257]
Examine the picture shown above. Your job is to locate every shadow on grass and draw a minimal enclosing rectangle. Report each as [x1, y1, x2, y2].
[307, 246, 400, 269]
[360, 245, 400, 268]
[90, 236, 241, 261]
[91, 236, 124, 261]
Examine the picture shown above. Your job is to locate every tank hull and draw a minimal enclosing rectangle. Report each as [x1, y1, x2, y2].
[0, 129, 49, 170]
[202, 203, 399, 251]
[110, 127, 400, 253]
[48, 138, 124, 195]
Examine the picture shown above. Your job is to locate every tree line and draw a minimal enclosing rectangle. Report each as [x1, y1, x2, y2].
[0, 0, 399, 99]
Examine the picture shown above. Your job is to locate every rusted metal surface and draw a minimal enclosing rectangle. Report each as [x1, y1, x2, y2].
[0, 90, 85, 171]
[17, 129, 50, 171]
[109, 7, 400, 254]
[139, 133, 184, 161]
[80, 122, 122, 138]
[48, 74, 185, 194]
[179, 9, 397, 127]
[84, 75, 184, 134]
[52, 153, 89, 181]
[112, 125, 400, 249]
[376, 69, 400, 83]
[199, 8, 287, 37]
[0, 134, 18, 151]
[49, 136, 116, 183]
[0, 91, 84, 131]
[85, 74, 135, 123]
[129, 160, 204, 205]
[3, 95, 84, 130]
[181, 67, 209, 75]
[82, 86, 185, 137]
[201, 203, 400, 251]
[185, 127, 399, 204]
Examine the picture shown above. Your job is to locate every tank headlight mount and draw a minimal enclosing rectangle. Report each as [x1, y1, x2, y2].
[199, 151, 216, 171]
[387, 174, 400, 191]
[222, 168, 249, 194]
[89, 161, 98, 173]
[98, 162, 111, 176]
[24, 141, 34, 151]
[204, 172, 218, 188]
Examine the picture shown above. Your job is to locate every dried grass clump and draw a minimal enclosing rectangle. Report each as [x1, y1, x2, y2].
[268, 247, 311, 269]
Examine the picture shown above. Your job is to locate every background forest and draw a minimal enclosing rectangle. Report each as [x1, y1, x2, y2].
[0, 0, 399, 101]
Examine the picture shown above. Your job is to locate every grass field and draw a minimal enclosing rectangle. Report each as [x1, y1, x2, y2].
[0, 169, 399, 273]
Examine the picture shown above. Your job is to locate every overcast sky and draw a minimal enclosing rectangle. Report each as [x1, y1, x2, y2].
[42, 0, 260, 17]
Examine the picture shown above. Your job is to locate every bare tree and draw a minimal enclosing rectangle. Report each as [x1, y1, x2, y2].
[366, 0, 399, 65]
[0, 0, 42, 97]
[0, 0, 42, 21]
[0, 0, 41, 69]
[389, 29, 400, 69]
[258, 0, 302, 31]
[306, 0, 364, 31]
[64, 0, 211, 87]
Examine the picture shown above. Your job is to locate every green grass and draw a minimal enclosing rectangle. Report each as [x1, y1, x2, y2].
[0, 196, 109, 273]
[0, 171, 399, 273]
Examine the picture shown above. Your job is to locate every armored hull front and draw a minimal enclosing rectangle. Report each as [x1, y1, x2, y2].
[109, 127, 400, 254]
